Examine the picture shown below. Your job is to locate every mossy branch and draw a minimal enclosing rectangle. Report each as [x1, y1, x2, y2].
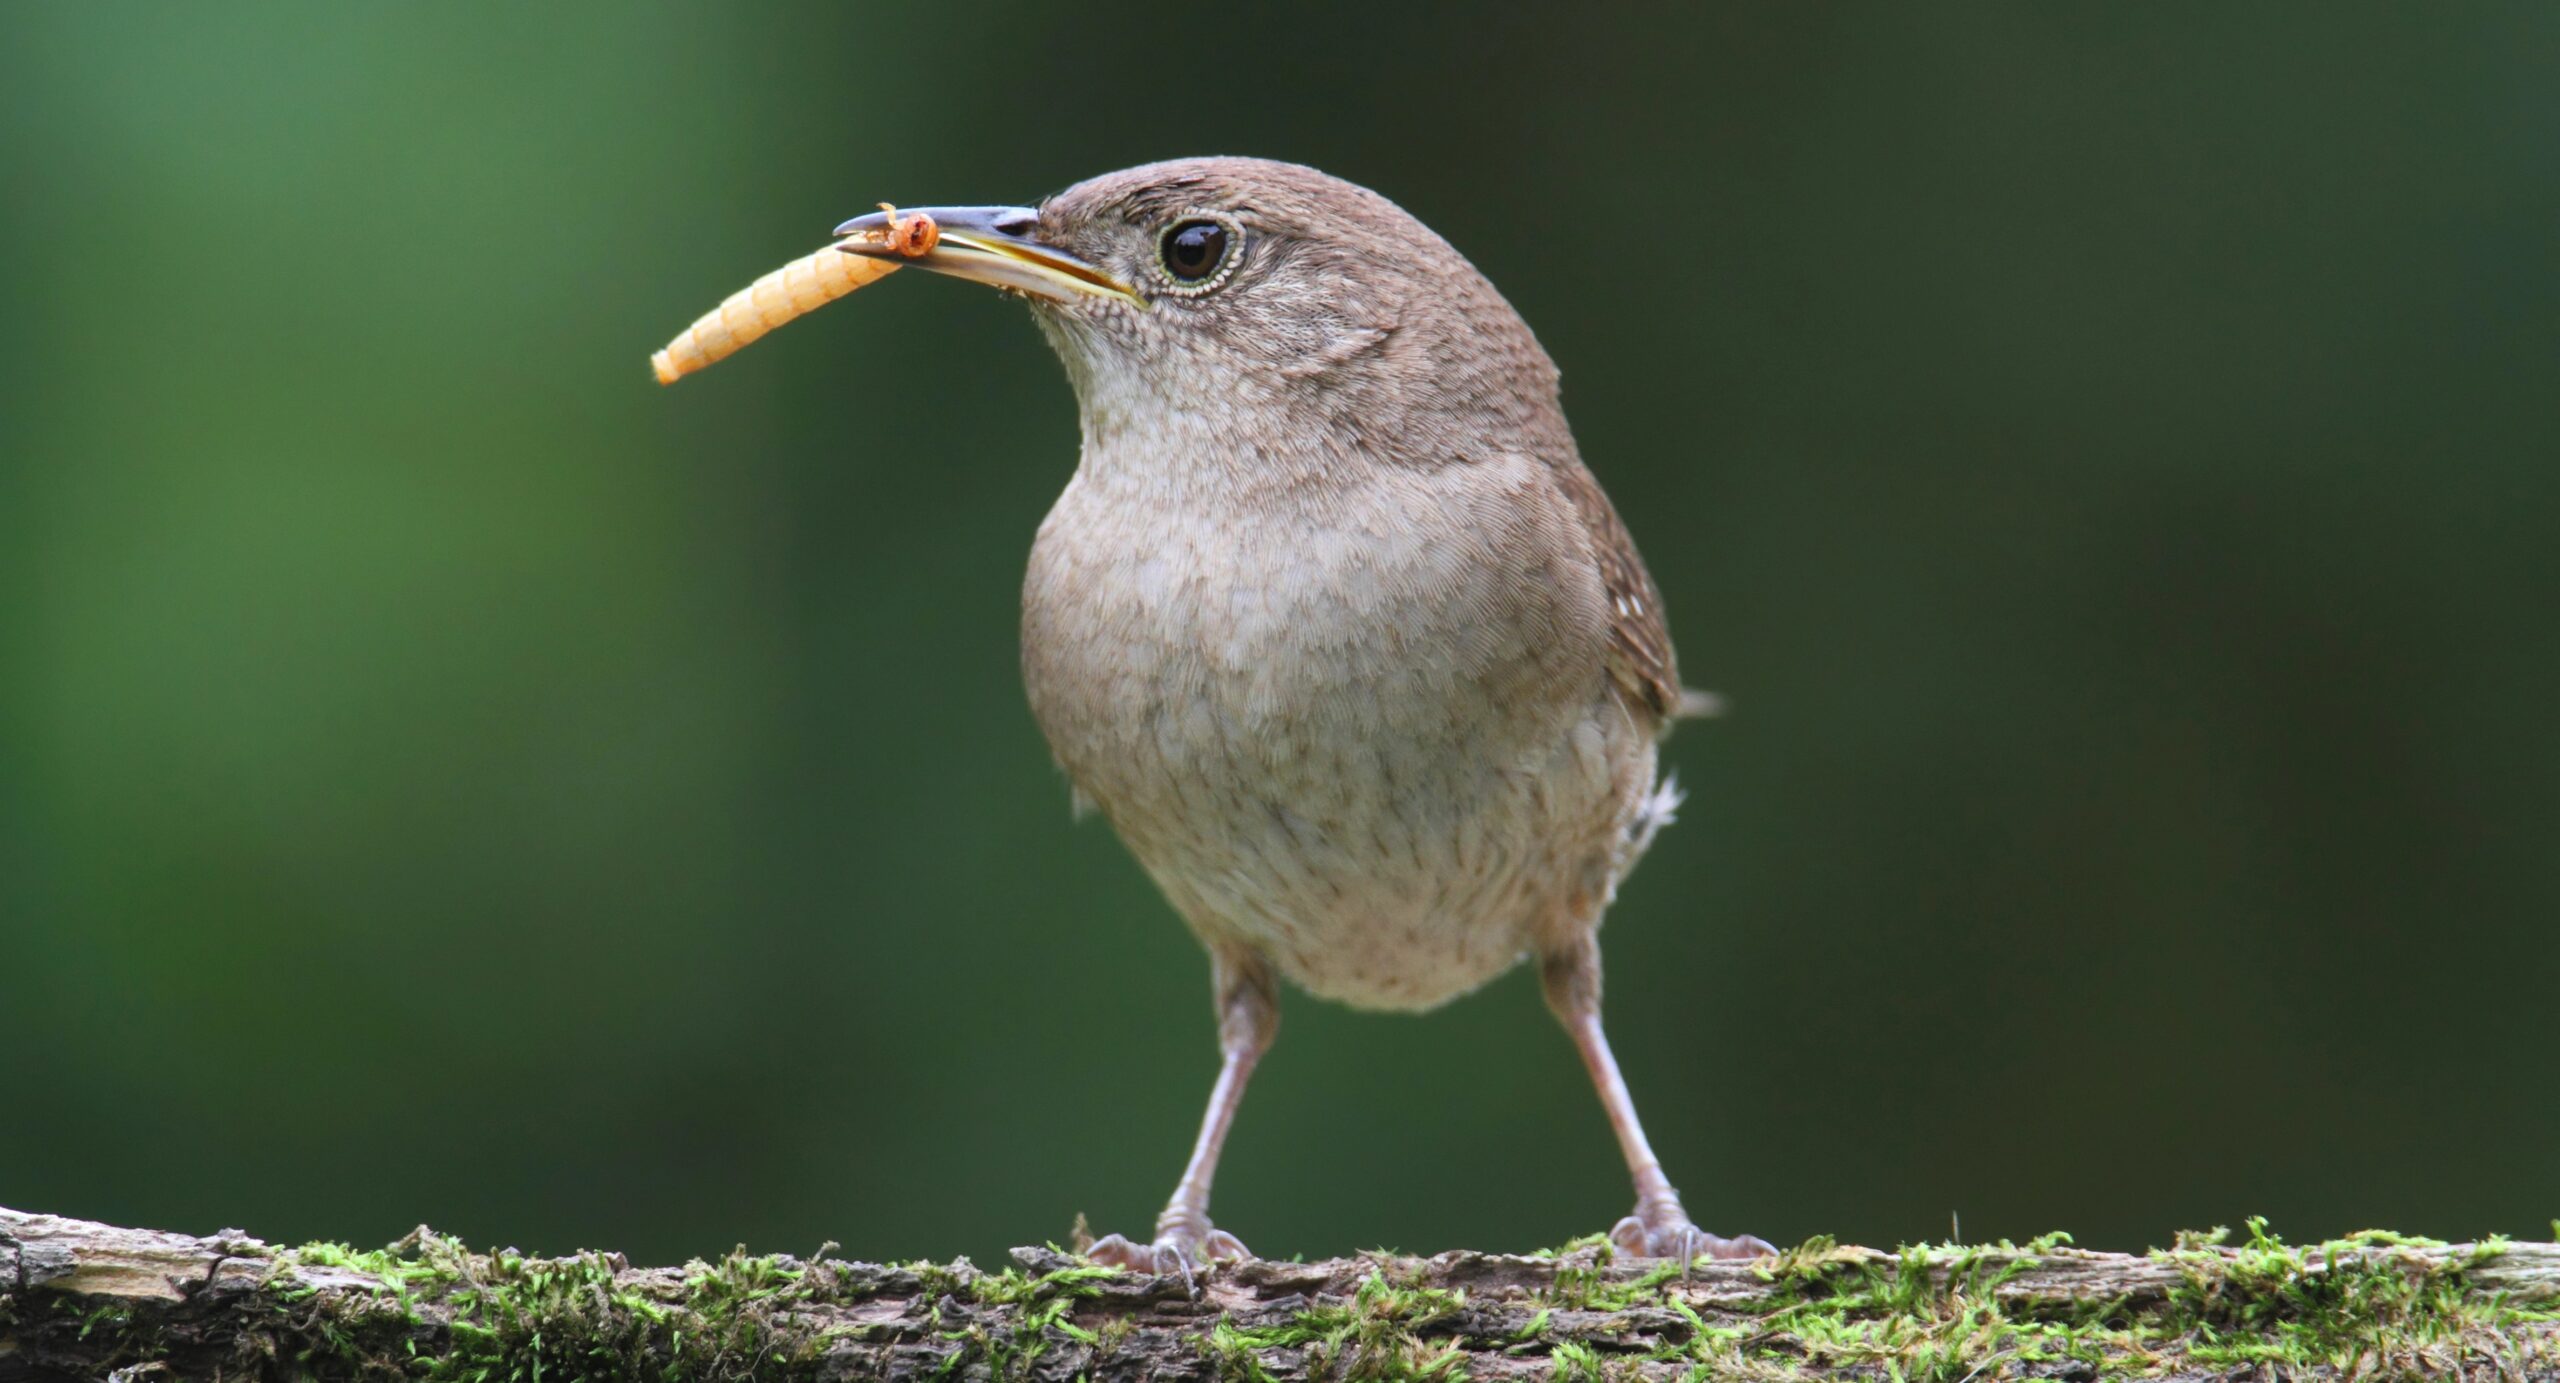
[4, 1207, 2556, 1382]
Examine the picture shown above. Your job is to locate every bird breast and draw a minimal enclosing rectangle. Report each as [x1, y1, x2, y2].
[1020, 444, 1654, 1011]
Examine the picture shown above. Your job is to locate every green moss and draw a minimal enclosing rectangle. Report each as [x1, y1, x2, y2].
[22, 1221, 2547, 1382]
[940, 1258, 1119, 1377]
[1545, 1337, 1606, 1381]
[1551, 1250, 1688, 1313]
[1203, 1269, 1470, 1382]
[1202, 1316, 1287, 1383]
[1185, 1222, 2552, 1380]
[1670, 1221, 2553, 1381]
[2153, 1217, 2530, 1375]
[257, 1236, 835, 1382]
[964, 1258, 1117, 1307]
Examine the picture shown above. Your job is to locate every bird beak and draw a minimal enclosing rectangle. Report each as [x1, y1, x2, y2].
[833, 205, 1146, 308]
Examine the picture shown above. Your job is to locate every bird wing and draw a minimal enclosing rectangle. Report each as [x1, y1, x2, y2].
[1543, 455, 1687, 732]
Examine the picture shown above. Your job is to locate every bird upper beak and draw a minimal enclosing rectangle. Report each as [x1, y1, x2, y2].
[833, 205, 1145, 308]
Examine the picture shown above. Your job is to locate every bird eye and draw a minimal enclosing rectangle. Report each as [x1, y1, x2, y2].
[1158, 219, 1232, 285]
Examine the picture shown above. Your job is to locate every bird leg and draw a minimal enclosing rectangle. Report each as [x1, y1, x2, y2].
[1087, 951, 1277, 1281]
[1540, 937, 1773, 1262]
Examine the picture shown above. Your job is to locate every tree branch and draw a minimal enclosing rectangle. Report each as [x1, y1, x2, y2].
[4, 1206, 2554, 1381]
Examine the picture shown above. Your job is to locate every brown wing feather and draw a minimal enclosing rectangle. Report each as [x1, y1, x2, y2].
[1546, 457, 1685, 732]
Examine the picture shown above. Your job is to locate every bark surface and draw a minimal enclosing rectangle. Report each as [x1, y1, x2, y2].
[4, 1206, 2554, 1381]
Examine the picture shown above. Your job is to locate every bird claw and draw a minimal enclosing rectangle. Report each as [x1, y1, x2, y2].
[1609, 1201, 1773, 1264]
[1085, 1224, 1251, 1292]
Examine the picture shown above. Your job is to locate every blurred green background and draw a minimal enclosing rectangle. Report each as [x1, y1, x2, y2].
[3, 5, 2554, 1268]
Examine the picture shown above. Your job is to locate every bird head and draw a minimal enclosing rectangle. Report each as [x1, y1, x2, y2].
[835, 158, 1572, 468]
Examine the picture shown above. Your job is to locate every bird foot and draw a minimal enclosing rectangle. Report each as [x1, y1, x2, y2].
[1085, 1220, 1250, 1290]
[1609, 1197, 1773, 1263]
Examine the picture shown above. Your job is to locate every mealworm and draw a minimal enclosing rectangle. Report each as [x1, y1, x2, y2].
[650, 247, 897, 385]
[650, 208, 938, 385]
[881, 203, 940, 258]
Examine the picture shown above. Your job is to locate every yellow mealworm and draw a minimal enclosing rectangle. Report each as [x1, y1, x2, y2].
[881, 203, 940, 258]
[650, 246, 899, 385]
[650, 208, 944, 385]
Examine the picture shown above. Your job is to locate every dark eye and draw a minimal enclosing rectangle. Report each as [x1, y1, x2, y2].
[1159, 219, 1231, 283]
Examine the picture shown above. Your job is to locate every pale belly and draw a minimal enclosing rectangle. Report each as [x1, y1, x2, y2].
[1020, 456, 1650, 1011]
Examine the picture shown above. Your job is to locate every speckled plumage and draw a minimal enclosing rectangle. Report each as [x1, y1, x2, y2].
[1020, 159, 1674, 1012]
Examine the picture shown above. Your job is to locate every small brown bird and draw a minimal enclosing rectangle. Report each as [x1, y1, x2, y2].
[833, 158, 1769, 1274]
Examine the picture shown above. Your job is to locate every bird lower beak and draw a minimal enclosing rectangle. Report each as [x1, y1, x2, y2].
[833, 205, 1145, 308]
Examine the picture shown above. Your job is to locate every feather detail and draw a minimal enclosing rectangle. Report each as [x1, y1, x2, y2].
[1544, 456, 1684, 731]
